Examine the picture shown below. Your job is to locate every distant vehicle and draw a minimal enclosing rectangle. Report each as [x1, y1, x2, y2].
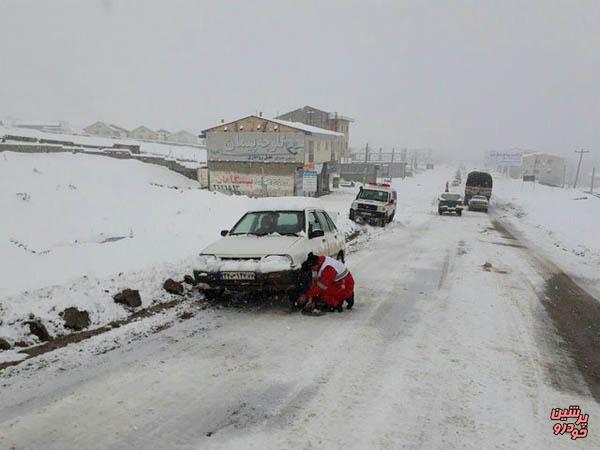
[451, 179, 460, 187]
[468, 195, 489, 213]
[194, 208, 345, 298]
[340, 180, 356, 187]
[438, 193, 464, 216]
[464, 171, 492, 203]
[349, 182, 397, 227]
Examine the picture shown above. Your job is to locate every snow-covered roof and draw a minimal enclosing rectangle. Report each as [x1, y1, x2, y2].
[267, 118, 344, 137]
[202, 115, 344, 138]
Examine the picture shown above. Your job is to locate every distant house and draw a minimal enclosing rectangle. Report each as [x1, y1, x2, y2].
[109, 124, 129, 138]
[129, 126, 159, 141]
[84, 121, 121, 138]
[168, 130, 198, 145]
[156, 129, 171, 141]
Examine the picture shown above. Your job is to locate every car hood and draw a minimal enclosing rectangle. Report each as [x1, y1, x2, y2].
[353, 199, 384, 206]
[202, 235, 303, 259]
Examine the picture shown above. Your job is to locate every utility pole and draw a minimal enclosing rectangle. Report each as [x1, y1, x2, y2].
[591, 167, 596, 194]
[573, 149, 589, 189]
[391, 148, 395, 163]
[365, 143, 370, 162]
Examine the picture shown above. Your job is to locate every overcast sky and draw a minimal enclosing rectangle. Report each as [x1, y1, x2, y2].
[1, 0, 599, 161]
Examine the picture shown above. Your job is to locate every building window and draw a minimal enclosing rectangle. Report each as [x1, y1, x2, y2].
[308, 141, 314, 163]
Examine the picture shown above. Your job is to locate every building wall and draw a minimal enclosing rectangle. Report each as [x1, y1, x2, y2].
[208, 161, 298, 196]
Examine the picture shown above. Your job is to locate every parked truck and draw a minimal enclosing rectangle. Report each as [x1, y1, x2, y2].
[464, 171, 493, 204]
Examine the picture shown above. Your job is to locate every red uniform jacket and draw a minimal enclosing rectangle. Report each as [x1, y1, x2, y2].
[305, 256, 354, 307]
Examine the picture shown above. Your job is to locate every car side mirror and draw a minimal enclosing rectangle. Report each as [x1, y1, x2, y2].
[390, 199, 395, 204]
[309, 229, 325, 239]
[220, 230, 229, 237]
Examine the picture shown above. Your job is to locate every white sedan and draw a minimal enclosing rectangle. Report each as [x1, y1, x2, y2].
[468, 195, 489, 213]
[193, 208, 345, 296]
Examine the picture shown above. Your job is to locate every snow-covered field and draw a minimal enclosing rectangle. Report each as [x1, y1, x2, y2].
[491, 174, 600, 294]
[0, 152, 361, 344]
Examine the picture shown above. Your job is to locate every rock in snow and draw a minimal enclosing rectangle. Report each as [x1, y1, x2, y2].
[113, 289, 142, 308]
[163, 279, 184, 295]
[183, 274, 196, 285]
[0, 338, 11, 351]
[60, 307, 91, 331]
[25, 319, 51, 341]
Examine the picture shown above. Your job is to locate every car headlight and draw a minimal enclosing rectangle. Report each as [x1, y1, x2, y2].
[197, 254, 219, 269]
[378, 205, 385, 211]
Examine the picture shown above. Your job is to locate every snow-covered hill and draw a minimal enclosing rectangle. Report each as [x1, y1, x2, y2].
[0, 152, 359, 343]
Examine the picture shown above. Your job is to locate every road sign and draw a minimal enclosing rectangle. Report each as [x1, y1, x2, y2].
[302, 170, 318, 193]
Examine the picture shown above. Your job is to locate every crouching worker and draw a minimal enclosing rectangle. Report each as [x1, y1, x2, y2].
[296, 252, 355, 314]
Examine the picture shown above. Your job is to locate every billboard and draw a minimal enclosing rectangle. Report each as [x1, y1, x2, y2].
[207, 132, 304, 163]
[488, 151, 523, 166]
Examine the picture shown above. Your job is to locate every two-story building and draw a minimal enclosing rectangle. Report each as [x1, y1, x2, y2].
[276, 106, 353, 158]
[201, 115, 344, 197]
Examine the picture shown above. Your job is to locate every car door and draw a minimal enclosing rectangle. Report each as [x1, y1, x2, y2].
[316, 210, 339, 257]
[306, 210, 329, 257]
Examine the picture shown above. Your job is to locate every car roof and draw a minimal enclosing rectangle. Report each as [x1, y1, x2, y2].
[245, 207, 320, 213]
[362, 185, 395, 192]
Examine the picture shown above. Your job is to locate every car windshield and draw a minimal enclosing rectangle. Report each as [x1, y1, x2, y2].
[358, 189, 389, 202]
[441, 193, 461, 200]
[229, 211, 305, 236]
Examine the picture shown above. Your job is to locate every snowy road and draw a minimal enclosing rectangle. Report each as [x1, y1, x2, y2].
[1, 199, 599, 449]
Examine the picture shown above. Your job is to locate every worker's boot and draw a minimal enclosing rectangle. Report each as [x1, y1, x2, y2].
[346, 294, 354, 310]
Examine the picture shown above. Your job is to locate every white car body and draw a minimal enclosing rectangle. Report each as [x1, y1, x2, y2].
[194, 208, 346, 293]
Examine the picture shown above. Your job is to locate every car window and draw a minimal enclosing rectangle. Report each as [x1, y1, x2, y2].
[315, 211, 332, 232]
[323, 212, 337, 231]
[308, 211, 324, 232]
[230, 211, 304, 235]
[358, 189, 389, 202]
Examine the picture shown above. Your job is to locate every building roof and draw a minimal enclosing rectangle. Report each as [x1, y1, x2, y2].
[109, 124, 129, 133]
[268, 118, 344, 137]
[202, 115, 344, 137]
[130, 125, 156, 134]
[278, 105, 354, 122]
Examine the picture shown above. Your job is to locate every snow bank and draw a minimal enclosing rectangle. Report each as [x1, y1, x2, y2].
[492, 174, 600, 289]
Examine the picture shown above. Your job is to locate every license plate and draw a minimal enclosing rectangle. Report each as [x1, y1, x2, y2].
[221, 272, 255, 281]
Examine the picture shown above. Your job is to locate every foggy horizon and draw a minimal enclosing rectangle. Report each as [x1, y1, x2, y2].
[1, 0, 599, 161]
